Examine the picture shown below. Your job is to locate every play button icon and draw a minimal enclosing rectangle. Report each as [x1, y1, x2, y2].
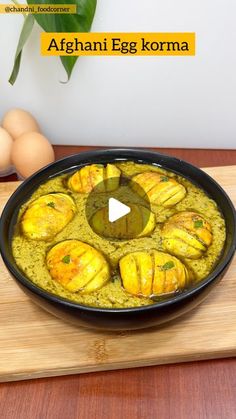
[86, 175, 153, 241]
[108, 198, 131, 222]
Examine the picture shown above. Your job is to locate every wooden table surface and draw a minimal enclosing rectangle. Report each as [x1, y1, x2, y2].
[0, 146, 236, 419]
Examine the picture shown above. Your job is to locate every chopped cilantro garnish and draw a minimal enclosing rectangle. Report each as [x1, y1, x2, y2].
[47, 202, 55, 208]
[194, 220, 203, 229]
[162, 261, 175, 270]
[160, 176, 169, 182]
[62, 255, 71, 264]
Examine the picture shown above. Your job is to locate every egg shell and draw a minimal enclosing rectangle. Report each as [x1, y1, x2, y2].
[11, 132, 55, 179]
[2, 109, 40, 140]
[0, 127, 14, 171]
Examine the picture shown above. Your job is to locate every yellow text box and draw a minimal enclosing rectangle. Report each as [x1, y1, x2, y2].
[41, 32, 196, 56]
[0, 4, 76, 14]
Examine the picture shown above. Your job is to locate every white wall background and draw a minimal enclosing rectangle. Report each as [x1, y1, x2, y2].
[0, 0, 236, 148]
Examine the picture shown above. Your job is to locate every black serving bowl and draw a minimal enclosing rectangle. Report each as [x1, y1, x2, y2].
[0, 149, 235, 331]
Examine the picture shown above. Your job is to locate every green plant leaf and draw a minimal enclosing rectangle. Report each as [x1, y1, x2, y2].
[9, 14, 34, 85]
[27, 0, 97, 79]
[60, 56, 78, 80]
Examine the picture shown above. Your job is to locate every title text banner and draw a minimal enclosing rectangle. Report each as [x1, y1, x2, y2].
[41, 33, 196, 56]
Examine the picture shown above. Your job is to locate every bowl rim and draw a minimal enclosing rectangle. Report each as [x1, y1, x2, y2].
[0, 147, 235, 314]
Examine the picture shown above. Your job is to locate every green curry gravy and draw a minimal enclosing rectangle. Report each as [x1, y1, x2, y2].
[12, 162, 226, 308]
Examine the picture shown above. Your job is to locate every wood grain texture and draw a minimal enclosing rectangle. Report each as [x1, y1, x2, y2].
[0, 166, 235, 384]
[53, 146, 236, 169]
[0, 359, 236, 419]
[1, 147, 236, 183]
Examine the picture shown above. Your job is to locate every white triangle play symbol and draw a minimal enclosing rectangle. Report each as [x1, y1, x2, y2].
[108, 198, 131, 223]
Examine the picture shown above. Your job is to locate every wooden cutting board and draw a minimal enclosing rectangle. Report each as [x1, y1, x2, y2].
[0, 166, 235, 383]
